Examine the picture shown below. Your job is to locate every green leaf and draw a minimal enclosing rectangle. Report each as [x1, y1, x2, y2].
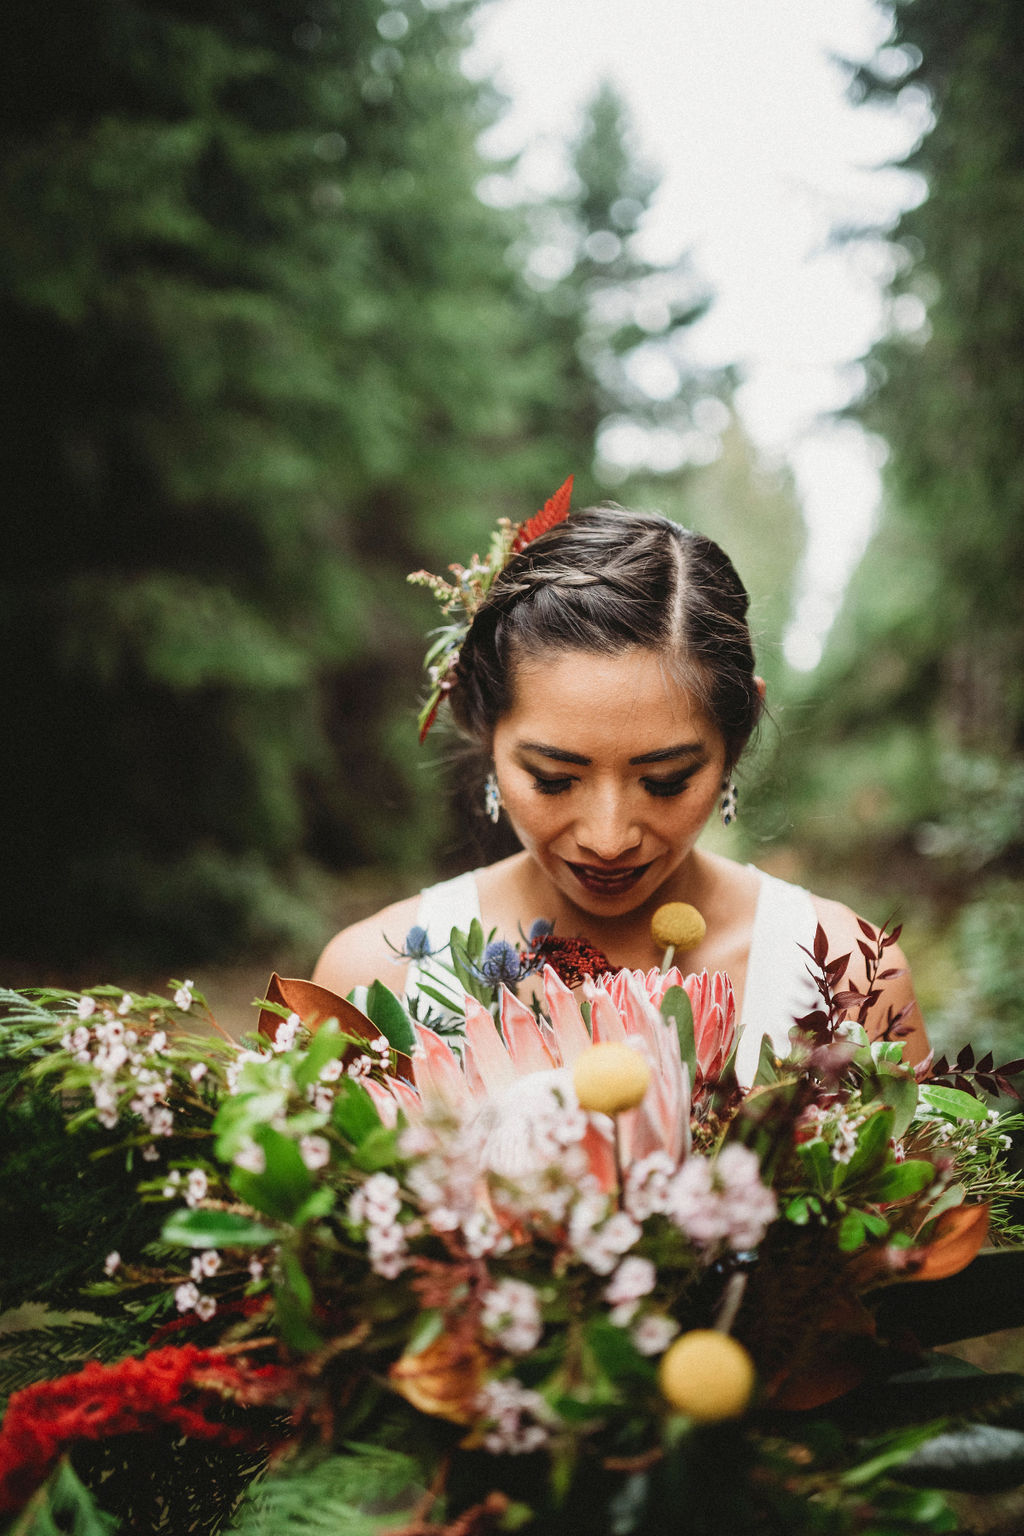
[274, 1249, 322, 1353]
[353, 1125, 400, 1173]
[331, 1079, 382, 1144]
[162, 1208, 279, 1248]
[213, 1089, 288, 1159]
[405, 1308, 444, 1356]
[364, 982, 416, 1056]
[873, 1158, 936, 1202]
[796, 1137, 835, 1196]
[750, 1031, 782, 1086]
[919, 1084, 990, 1122]
[875, 1071, 920, 1140]
[294, 1019, 345, 1091]
[230, 1128, 313, 1223]
[660, 986, 695, 1081]
[584, 1315, 656, 1383]
[838, 1209, 867, 1251]
[23, 1457, 122, 1534]
[838, 1106, 894, 1189]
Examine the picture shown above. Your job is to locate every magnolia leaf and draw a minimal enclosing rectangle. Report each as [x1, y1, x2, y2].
[162, 1209, 279, 1248]
[919, 1084, 989, 1121]
[896, 1423, 1024, 1492]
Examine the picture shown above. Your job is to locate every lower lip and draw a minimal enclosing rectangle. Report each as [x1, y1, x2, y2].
[567, 861, 653, 897]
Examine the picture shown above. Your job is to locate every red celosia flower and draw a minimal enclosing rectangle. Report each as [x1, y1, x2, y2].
[510, 475, 574, 555]
[525, 933, 613, 989]
[0, 1345, 290, 1516]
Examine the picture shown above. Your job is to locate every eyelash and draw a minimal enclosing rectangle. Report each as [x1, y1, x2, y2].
[529, 771, 699, 799]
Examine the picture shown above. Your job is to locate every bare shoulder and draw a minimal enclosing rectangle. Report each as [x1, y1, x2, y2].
[810, 894, 929, 1066]
[311, 892, 422, 999]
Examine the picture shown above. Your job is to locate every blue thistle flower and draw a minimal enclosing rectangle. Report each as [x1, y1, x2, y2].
[403, 925, 434, 960]
[479, 940, 524, 986]
[528, 918, 555, 943]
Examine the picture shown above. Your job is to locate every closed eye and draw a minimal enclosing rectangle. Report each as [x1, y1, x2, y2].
[531, 773, 574, 795]
[642, 768, 700, 798]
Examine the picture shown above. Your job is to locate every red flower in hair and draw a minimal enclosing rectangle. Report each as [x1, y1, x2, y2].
[510, 475, 574, 555]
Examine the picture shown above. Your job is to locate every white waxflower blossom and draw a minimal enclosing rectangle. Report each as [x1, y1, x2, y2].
[174, 1282, 200, 1313]
[605, 1256, 657, 1307]
[104, 1251, 121, 1277]
[480, 1280, 543, 1354]
[190, 1062, 208, 1084]
[319, 1057, 344, 1082]
[199, 1250, 221, 1277]
[186, 1169, 209, 1207]
[77, 996, 97, 1020]
[118, 993, 134, 1015]
[173, 981, 194, 1011]
[477, 1378, 553, 1455]
[234, 1138, 267, 1175]
[631, 1314, 679, 1356]
[142, 1144, 159, 1162]
[272, 1014, 301, 1053]
[248, 1257, 265, 1282]
[299, 1135, 331, 1171]
[194, 1295, 217, 1322]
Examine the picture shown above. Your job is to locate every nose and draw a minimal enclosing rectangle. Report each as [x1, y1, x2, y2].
[575, 786, 643, 863]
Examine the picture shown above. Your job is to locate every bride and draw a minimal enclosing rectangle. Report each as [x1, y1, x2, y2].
[313, 486, 928, 1079]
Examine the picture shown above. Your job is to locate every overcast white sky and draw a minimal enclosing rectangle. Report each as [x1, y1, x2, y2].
[463, 0, 931, 667]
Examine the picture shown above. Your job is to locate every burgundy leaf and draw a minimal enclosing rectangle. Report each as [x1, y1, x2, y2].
[882, 923, 903, 947]
[957, 1044, 976, 1070]
[856, 917, 876, 941]
[932, 1054, 949, 1076]
[813, 923, 829, 967]
[954, 1075, 975, 1096]
[976, 1051, 994, 1074]
[997, 1058, 1024, 1077]
[975, 1074, 1000, 1096]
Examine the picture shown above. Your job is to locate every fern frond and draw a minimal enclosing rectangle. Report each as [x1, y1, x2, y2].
[227, 1445, 427, 1535]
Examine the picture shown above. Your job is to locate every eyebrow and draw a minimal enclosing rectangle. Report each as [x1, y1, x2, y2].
[517, 741, 706, 766]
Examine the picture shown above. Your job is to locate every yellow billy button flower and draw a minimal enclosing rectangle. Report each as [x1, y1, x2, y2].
[572, 1042, 651, 1115]
[651, 902, 706, 973]
[658, 1330, 755, 1422]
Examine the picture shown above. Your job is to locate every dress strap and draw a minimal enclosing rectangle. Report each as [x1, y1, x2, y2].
[404, 870, 483, 1015]
[734, 868, 818, 1085]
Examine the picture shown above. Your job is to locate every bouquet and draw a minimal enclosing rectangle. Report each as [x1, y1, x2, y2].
[3, 914, 1024, 1536]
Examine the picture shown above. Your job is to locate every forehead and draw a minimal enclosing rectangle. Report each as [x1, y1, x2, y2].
[496, 647, 720, 757]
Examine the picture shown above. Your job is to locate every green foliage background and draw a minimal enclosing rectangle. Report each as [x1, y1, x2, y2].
[3, 0, 1021, 1072]
[0, 0, 801, 974]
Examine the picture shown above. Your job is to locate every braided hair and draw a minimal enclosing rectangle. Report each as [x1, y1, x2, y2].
[451, 506, 763, 769]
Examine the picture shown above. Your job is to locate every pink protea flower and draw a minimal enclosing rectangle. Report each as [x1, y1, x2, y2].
[598, 968, 737, 1084]
[402, 966, 691, 1184]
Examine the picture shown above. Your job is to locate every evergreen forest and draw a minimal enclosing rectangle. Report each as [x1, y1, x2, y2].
[1, 0, 1022, 1062]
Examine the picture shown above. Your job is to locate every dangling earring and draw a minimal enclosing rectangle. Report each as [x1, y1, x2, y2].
[484, 770, 503, 824]
[719, 777, 738, 827]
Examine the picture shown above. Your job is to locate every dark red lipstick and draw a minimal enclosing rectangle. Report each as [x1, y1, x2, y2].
[567, 860, 653, 897]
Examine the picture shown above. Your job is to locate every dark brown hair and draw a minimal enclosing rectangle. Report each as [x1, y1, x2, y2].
[450, 506, 762, 768]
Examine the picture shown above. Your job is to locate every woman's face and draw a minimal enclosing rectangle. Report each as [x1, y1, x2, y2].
[491, 647, 729, 916]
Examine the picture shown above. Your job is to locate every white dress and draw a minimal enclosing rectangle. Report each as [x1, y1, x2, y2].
[404, 866, 819, 1086]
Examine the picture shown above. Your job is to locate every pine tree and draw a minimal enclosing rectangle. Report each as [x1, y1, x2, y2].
[0, 0, 559, 967]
